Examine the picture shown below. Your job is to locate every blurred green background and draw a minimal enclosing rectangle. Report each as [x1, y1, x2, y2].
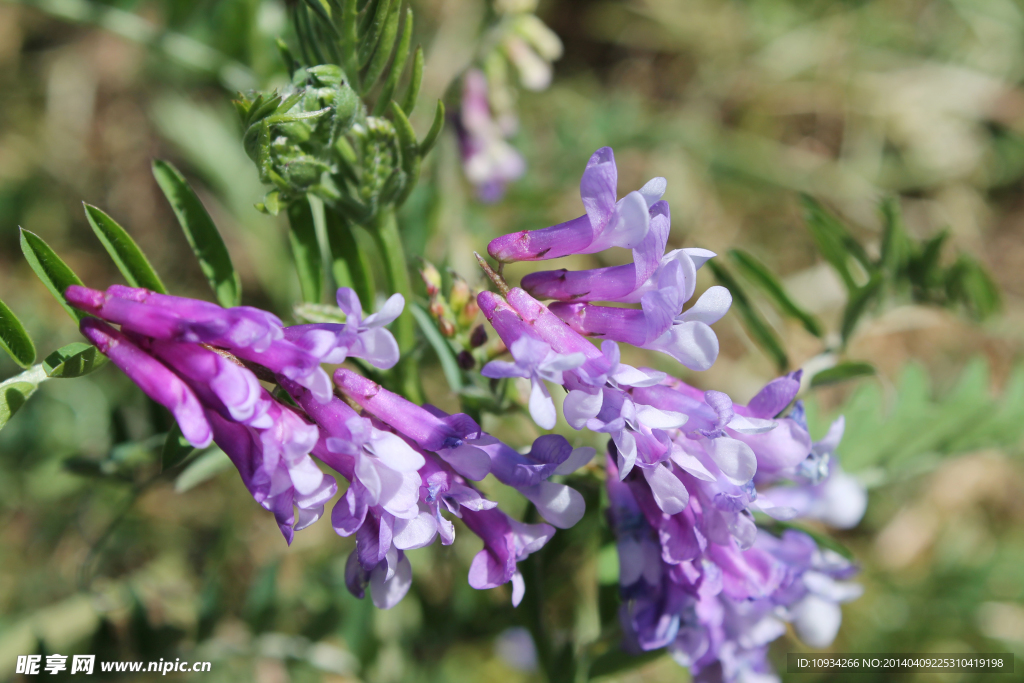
[0, 0, 1022, 681]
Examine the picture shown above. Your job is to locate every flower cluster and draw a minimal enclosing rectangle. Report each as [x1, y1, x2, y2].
[481, 147, 866, 680]
[68, 284, 593, 609]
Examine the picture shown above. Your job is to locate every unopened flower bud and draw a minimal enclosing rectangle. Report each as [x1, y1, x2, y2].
[420, 261, 442, 296]
[469, 324, 488, 348]
[439, 317, 456, 337]
[449, 275, 471, 313]
[459, 292, 482, 327]
[457, 350, 476, 370]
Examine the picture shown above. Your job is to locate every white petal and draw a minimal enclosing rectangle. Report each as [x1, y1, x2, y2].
[682, 248, 717, 270]
[642, 465, 689, 515]
[392, 511, 439, 549]
[792, 595, 843, 648]
[369, 430, 426, 472]
[586, 190, 650, 253]
[528, 379, 557, 430]
[563, 389, 603, 430]
[614, 431, 638, 479]
[361, 293, 405, 328]
[610, 363, 666, 388]
[520, 482, 586, 529]
[707, 437, 757, 483]
[639, 177, 667, 207]
[355, 456, 382, 504]
[635, 404, 688, 430]
[679, 286, 732, 325]
[370, 552, 413, 609]
[727, 414, 776, 434]
[669, 449, 718, 481]
[646, 321, 719, 371]
[510, 570, 526, 607]
[810, 469, 867, 529]
[553, 447, 596, 475]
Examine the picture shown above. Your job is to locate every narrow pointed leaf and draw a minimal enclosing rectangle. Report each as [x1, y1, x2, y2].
[841, 273, 883, 344]
[162, 423, 195, 472]
[0, 365, 46, 431]
[810, 361, 876, 388]
[340, 0, 359, 85]
[879, 197, 910, 280]
[152, 160, 242, 308]
[372, 8, 413, 116]
[411, 303, 462, 391]
[389, 100, 420, 204]
[707, 260, 788, 372]
[361, 0, 401, 94]
[286, 198, 324, 304]
[84, 204, 167, 293]
[0, 299, 35, 368]
[401, 45, 423, 115]
[19, 228, 86, 321]
[802, 195, 873, 292]
[419, 100, 445, 156]
[43, 342, 107, 378]
[729, 249, 824, 338]
[358, 0, 393, 68]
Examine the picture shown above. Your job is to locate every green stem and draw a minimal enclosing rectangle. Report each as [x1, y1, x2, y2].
[370, 207, 423, 403]
[324, 209, 375, 307]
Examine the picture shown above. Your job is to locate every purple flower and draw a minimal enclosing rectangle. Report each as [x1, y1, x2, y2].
[481, 335, 585, 429]
[547, 267, 731, 371]
[419, 452, 498, 545]
[333, 368, 492, 480]
[79, 318, 212, 448]
[67, 284, 332, 402]
[487, 147, 664, 262]
[456, 69, 526, 202]
[462, 505, 555, 606]
[206, 407, 336, 544]
[285, 288, 403, 371]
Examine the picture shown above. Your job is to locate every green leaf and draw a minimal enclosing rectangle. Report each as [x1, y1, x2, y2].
[84, 204, 167, 293]
[357, 0, 394, 68]
[840, 272, 883, 344]
[286, 198, 324, 304]
[707, 260, 788, 372]
[19, 228, 87, 321]
[174, 447, 231, 493]
[729, 249, 824, 338]
[879, 197, 910, 280]
[0, 365, 47, 431]
[802, 195, 873, 292]
[410, 303, 462, 391]
[419, 100, 445, 156]
[161, 424, 195, 472]
[389, 100, 421, 205]
[361, 0, 402, 94]
[152, 160, 242, 308]
[372, 8, 413, 116]
[0, 298, 36, 368]
[810, 361, 876, 388]
[401, 45, 423, 115]
[43, 342, 107, 378]
[945, 254, 1001, 321]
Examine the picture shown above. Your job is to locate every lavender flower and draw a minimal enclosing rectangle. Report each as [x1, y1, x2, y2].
[487, 147, 665, 262]
[462, 505, 555, 606]
[285, 287, 404, 371]
[456, 69, 526, 202]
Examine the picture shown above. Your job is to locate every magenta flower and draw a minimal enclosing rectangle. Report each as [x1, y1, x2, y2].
[487, 147, 664, 263]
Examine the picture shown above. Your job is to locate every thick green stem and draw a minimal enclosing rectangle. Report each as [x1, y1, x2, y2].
[370, 207, 423, 403]
[324, 209, 375, 307]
